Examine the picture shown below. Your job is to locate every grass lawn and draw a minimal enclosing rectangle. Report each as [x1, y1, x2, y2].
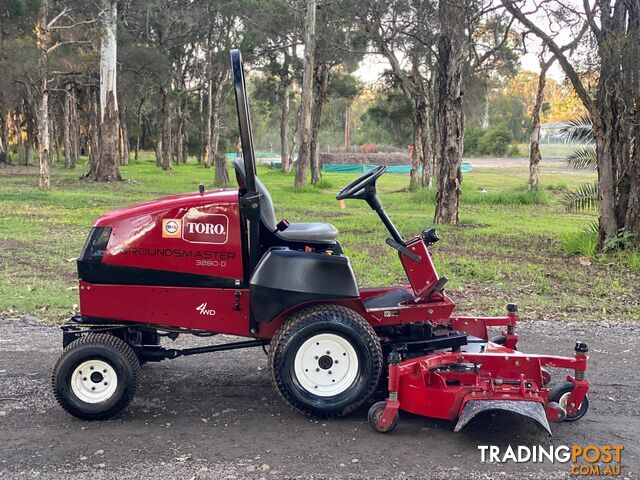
[1, 153, 638, 323]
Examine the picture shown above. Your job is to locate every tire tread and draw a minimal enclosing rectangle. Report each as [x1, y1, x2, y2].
[269, 304, 382, 418]
[51, 333, 140, 420]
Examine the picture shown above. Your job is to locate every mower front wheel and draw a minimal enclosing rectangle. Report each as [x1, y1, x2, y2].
[368, 401, 399, 433]
[269, 305, 382, 418]
[52, 333, 140, 420]
[550, 382, 589, 421]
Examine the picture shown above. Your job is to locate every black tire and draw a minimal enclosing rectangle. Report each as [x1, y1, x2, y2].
[52, 333, 140, 420]
[368, 401, 399, 433]
[489, 334, 517, 350]
[269, 305, 383, 418]
[549, 381, 589, 421]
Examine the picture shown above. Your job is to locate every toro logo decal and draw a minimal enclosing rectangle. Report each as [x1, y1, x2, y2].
[182, 214, 229, 244]
[162, 219, 182, 238]
[196, 302, 216, 316]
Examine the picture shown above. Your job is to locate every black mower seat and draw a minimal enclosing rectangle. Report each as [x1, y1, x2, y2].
[363, 288, 414, 309]
[233, 158, 338, 243]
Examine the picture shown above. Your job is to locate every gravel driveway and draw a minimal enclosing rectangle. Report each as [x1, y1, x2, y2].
[0, 317, 638, 479]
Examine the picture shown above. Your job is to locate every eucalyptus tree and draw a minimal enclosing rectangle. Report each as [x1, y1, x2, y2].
[306, 0, 366, 184]
[364, 0, 437, 190]
[84, 0, 121, 181]
[246, 0, 304, 173]
[502, 0, 640, 247]
[294, 0, 317, 189]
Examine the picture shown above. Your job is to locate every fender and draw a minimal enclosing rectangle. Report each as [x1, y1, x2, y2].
[249, 247, 359, 323]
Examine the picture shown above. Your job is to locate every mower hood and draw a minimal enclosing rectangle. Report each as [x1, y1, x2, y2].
[454, 400, 551, 435]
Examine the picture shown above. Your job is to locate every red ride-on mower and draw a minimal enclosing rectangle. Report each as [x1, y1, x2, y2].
[52, 50, 589, 433]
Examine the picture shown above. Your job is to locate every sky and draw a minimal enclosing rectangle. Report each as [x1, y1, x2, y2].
[353, 50, 566, 86]
[353, 0, 581, 85]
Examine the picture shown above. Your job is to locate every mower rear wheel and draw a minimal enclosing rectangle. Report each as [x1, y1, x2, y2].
[269, 305, 382, 418]
[52, 333, 140, 420]
[368, 401, 399, 433]
[550, 382, 589, 421]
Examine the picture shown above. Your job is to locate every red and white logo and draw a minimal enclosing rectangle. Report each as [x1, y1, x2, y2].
[182, 213, 229, 244]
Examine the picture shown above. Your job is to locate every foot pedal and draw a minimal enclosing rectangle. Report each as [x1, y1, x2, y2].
[414, 275, 448, 302]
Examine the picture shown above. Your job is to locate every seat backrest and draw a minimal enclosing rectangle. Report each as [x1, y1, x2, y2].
[233, 157, 277, 231]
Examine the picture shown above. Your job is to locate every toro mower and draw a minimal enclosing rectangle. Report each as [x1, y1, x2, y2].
[51, 50, 589, 434]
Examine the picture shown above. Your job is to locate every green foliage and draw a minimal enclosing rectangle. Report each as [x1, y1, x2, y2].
[561, 228, 598, 257]
[490, 94, 526, 141]
[466, 125, 515, 157]
[561, 182, 599, 212]
[477, 125, 514, 156]
[560, 115, 593, 144]
[357, 89, 413, 147]
[507, 144, 520, 156]
[463, 127, 483, 155]
[565, 145, 597, 170]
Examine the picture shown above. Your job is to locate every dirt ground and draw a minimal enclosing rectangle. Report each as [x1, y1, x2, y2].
[0, 316, 638, 479]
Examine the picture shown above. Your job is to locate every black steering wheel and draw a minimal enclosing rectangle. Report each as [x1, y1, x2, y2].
[336, 165, 387, 201]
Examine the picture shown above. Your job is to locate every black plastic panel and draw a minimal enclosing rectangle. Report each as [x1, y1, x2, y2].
[249, 248, 359, 323]
[76, 226, 237, 288]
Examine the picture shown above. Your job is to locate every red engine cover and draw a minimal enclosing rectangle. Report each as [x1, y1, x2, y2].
[95, 189, 244, 281]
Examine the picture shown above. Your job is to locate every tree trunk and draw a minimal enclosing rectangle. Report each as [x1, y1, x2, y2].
[197, 87, 203, 163]
[175, 98, 185, 164]
[434, 0, 466, 225]
[409, 116, 422, 191]
[63, 85, 73, 168]
[528, 59, 552, 190]
[89, 89, 100, 169]
[36, 0, 50, 188]
[289, 103, 302, 168]
[294, 0, 317, 189]
[36, 84, 50, 188]
[203, 80, 213, 168]
[624, 9, 640, 242]
[157, 87, 173, 171]
[119, 106, 130, 165]
[344, 106, 351, 151]
[25, 107, 34, 166]
[280, 51, 292, 173]
[481, 80, 490, 130]
[0, 111, 9, 164]
[90, 0, 121, 181]
[414, 59, 432, 189]
[420, 106, 433, 188]
[135, 97, 143, 161]
[280, 74, 291, 173]
[69, 86, 79, 165]
[15, 108, 25, 165]
[51, 114, 60, 164]
[214, 153, 229, 187]
[310, 63, 329, 185]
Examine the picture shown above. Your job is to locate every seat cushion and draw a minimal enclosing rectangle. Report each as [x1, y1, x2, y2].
[277, 222, 339, 243]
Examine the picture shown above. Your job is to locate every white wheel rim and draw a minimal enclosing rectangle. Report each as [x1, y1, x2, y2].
[71, 360, 118, 404]
[559, 391, 582, 413]
[294, 333, 359, 397]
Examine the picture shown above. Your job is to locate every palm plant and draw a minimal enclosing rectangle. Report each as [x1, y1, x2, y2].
[559, 115, 599, 212]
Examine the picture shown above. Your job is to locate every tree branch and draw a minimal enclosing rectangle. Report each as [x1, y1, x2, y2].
[501, 0, 595, 114]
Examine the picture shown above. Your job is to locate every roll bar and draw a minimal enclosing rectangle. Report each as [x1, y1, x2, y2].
[230, 49, 257, 195]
